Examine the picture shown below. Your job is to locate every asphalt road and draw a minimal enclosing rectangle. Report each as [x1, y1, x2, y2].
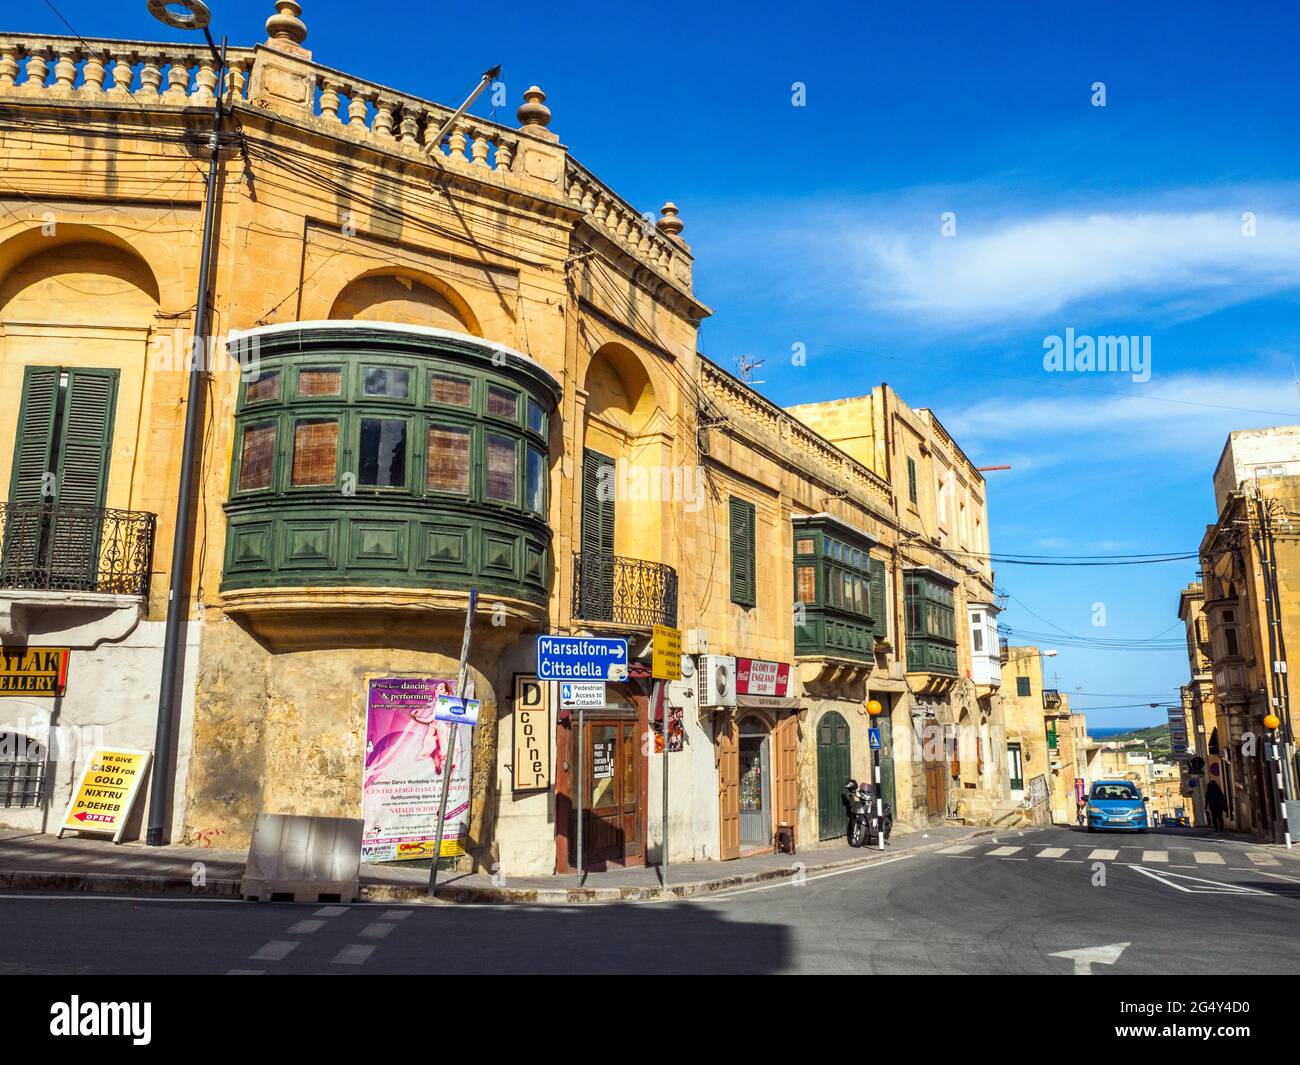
[3, 825, 1298, 975]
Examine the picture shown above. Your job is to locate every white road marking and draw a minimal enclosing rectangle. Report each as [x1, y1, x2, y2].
[360, 922, 395, 939]
[1036, 848, 1068, 858]
[383, 909, 412, 920]
[314, 905, 349, 917]
[333, 944, 376, 965]
[1088, 849, 1118, 860]
[251, 940, 298, 961]
[1194, 851, 1226, 865]
[987, 846, 1022, 856]
[287, 919, 325, 934]
[1127, 865, 1273, 895]
[938, 845, 977, 854]
[226, 969, 265, 975]
[1141, 851, 1168, 862]
[1049, 941, 1130, 975]
[685, 854, 916, 901]
[1256, 869, 1300, 884]
[1247, 852, 1280, 866]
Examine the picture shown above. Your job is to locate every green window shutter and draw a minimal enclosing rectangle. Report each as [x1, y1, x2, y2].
[54, 368, 118, 508]
[579, 448, 616, 622]
[729, 496, 755, 607]
[581, 448, 615, 558]
[869, 556, 887, 639]
[906, 457, 917, 504]
[9, 366, 61, 504]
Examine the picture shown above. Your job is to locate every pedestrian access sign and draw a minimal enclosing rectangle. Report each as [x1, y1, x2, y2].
[869, 728, 881, 750]
[58, 748, 151, 843]
[536, 636, 628, 680]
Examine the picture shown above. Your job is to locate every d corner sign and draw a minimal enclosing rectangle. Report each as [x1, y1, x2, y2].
[58, 748, 151, 843]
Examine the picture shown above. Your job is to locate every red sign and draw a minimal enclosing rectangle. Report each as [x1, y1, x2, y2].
[735, 659, 791, 697]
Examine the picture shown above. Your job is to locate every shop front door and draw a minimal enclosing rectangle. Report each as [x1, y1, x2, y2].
[738, 716, 771, 848]
[584, 719, 641, 868]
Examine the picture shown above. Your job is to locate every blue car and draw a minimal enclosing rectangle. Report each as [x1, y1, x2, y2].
[1085, 780, 1149, 832]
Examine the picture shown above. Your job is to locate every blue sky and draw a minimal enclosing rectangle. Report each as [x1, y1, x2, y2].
[37, 0, 1300, 726]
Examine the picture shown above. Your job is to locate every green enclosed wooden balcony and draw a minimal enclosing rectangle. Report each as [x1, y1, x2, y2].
[219, 323, 560, 619]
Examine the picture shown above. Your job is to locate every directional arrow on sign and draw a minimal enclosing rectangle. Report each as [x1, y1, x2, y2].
[1048, 942, 1130, 975]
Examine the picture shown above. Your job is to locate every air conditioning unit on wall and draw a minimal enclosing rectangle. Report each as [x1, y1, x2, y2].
[698, 655, 737, 708]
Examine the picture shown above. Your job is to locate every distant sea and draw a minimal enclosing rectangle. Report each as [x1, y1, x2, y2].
[1088, 726, 1157, 738]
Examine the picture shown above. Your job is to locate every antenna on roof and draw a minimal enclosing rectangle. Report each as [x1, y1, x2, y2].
[736, 355, 765, 385]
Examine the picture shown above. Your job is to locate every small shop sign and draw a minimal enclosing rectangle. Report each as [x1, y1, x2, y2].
[0, 647, 70, 696]
[736, 658, 791, 697]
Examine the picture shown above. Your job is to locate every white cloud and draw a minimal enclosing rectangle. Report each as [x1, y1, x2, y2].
[858, 207, 1300, 325]
[944, 370, 1300, 461]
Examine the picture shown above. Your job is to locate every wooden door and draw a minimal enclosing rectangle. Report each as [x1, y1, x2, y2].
[925, 758, 946, 816]
[718, 711, 740, 860]
[584, 718, 640, 867]
[876, 711, 896, 812]
[774, 712, 799, 833]
[816, 711, 851, 840]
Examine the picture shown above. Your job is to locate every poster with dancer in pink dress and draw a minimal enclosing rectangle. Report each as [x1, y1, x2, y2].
[361, 676, 471, 862]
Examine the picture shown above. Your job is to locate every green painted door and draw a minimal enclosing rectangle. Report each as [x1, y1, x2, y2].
[817, 711, 852, 840]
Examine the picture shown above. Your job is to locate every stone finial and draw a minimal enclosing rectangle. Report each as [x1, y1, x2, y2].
[517, 85, 556, 141]
[656, 202, 685, 238]
[265, 1, 308, 49]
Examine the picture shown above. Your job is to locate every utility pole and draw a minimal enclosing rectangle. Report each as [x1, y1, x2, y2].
[144, 2, 228, 845]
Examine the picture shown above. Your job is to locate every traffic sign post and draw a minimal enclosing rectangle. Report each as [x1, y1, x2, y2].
[536, 635, 628, 681]
[429, 587, 477, 896]
[652, 625, 681, 681]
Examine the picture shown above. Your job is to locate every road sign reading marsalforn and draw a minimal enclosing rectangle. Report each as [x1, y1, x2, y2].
[536, 636, 629, 680]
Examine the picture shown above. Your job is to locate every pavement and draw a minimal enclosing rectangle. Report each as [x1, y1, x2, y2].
[0, 821, 991, 904]
[4, 823, 1298, 974]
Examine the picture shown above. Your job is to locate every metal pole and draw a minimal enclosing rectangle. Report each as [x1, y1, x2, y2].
[577, 705, 585, 885]
[874, 744, 884, 851]
[428, 587, 477, 896]
[146, 36, 227, 845]
[659, 681, 668, 886]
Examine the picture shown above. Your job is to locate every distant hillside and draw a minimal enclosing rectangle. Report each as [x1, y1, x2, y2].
[1090, 723, 1173, 759]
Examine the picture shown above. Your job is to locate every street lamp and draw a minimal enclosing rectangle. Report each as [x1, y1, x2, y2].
[144, 0, 228, 846]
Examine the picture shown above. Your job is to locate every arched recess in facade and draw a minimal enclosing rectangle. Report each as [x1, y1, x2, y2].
[0, 225, 168, 513]
[579, 340, 674, 567]
[323, 267, 484, 337]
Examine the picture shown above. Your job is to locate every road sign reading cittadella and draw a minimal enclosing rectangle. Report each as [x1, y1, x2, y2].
[536, 636, 629, 681]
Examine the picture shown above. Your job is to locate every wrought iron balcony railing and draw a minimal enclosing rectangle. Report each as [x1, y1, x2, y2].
[572, 552, 678, 629]
[0, 502, 156, 599]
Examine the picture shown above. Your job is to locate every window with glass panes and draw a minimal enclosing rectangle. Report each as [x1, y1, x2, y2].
[229, 355, 550, 513]
[903, 570, 959, 675]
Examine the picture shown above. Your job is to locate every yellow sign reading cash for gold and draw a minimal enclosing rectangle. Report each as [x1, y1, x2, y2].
[59, 748, 151, 843]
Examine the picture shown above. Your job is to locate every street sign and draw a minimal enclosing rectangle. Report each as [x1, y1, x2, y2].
[536, 635, 628, 680]
[559, 681, 606, 709]
[869, 728, 881, 750]
[652, 624, 682, 680]
[58, 748, 151, 843]
[433, 694, 481, 725]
